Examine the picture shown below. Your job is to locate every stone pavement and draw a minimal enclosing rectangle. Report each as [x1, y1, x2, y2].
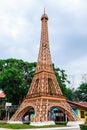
[0, 126, 80, 130]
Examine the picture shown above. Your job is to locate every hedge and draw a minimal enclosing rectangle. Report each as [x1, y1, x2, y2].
[80, 124, 87, 130]
[55, 121, 67, 125]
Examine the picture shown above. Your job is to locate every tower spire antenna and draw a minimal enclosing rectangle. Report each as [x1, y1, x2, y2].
[44, 8, 45, 14]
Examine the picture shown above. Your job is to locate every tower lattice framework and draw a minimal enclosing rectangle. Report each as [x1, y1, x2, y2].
[10, 10, 79, 122]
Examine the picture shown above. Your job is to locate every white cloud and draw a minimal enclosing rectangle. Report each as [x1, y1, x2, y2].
[65, 55, 87, 75]
[0, 0, 87, 88]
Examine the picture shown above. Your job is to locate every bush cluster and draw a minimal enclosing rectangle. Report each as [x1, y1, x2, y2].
[80, 124, 87, 130]
[55, 121, 67, 125]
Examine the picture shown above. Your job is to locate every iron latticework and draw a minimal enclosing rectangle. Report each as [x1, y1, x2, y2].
[10, 10, 79, 122]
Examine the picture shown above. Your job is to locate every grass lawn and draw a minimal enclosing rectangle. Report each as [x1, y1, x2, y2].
[0, 122, 67, 129]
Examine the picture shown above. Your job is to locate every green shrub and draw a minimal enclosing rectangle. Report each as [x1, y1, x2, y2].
[85, 112, 87, 124]
[85, 112, 87, 116]
[23, 121, 30, 124]
[55, 121, 67, 125]
[80, 124, 87, 130]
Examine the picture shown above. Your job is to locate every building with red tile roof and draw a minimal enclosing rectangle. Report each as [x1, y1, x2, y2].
[0, 91, 6, 120]
[0, 92, 5, 98]
[68, 100, 87, 122]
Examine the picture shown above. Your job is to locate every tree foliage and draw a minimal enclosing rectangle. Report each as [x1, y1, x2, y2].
[0, 58, 36, 105]
[65, 88, 75, 101]
[53, 64, 70, 96]
[74, 82, 87, 102]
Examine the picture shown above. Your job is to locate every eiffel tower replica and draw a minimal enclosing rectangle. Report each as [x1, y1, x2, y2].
[10, 10, 79, 123]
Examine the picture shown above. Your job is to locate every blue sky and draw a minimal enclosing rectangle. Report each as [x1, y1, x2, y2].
[0, 0, 87, 87]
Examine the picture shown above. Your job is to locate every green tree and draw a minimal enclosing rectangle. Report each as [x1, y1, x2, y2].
[53, 64, 70, 97]
[75, 82, 87, 101]
[66, 88, 75, 101]
[0, 58, 36, 105]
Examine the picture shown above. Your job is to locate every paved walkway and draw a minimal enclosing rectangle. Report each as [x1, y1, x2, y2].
[0, 126, 80, 130]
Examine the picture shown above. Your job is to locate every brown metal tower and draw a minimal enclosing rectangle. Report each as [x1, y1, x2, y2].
[10, 10, 79, 122]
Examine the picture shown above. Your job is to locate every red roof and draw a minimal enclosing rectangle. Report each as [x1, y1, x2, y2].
[79, 102, 87, 108]
[67, 100, 87, 109]
[0, 92, 5, 98]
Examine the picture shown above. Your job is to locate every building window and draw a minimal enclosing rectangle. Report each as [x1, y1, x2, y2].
[80, 111, 84, 118]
